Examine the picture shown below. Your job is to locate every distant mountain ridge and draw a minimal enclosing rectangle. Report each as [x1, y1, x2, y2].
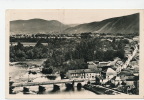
[10, 13, 139, 35]
[10, 18, 69, 34]
[64, 13, 139, 34]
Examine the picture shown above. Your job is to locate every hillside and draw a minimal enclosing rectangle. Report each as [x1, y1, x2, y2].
[64, 13, 139, 34]
[10, 13, 139, 35]
[10, 19, 69, 34]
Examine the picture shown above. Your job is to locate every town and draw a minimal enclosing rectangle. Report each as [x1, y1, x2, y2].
[9, 32, 139, 95]
[9, 11, 139, 96]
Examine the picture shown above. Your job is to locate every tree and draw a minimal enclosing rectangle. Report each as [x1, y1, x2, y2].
[41, 67, 53, 74]
[64, 59, 88, 70]
[43, 58, 55, 68]
[123, 39, 129, 44]
[42, 58, 55, 74]
[115, 49, 125, 59]
[104, 50, 115, 61]
[95, 50, 104, 61]
[16, 42, 24, 50]
[15, 49, 26, 61]
[26, 50, 34, 59]
[81, 32, 92, 39]
[35, 40, 44, 47]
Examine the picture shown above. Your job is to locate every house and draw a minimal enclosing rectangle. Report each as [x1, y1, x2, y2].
[115, 60, 123, 66]
[133, 36, 139, 42]
[114, 76, 121, 85]
[124, 45, 132, 57]
[98, 65, 117, 81]
[98, 62, 110, 67]
[117, 70, 139, 87]
[66, 68, 101, 80]
[118, 70, 133, 81]
[87, 61, 98, 69]
[87, 61, 112, 69]
[106, 68, 117, 79]
[129, 60, 139, 69]
[107, 57, 122, 67]
[126, 76, 136, 86]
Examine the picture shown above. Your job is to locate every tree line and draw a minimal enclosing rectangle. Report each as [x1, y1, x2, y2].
[10, 37, 128, 74]
[10, 41, 48, 62]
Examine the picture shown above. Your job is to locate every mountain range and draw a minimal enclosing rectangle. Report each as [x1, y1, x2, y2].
[10, 13, 139, 35]
[10, 19, 69, 34]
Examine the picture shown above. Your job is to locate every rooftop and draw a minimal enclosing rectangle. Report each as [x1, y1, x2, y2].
[118, 71, 134, 76]
[68, 68, 101, 74]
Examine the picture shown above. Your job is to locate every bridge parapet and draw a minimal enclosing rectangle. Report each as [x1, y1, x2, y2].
[12, 79, 85, 87]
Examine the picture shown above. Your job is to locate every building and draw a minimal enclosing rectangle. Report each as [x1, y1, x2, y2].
[98, 62, 110, 67]
[106, 68, 117, 79]
[87, 61, 98, 69]
[66, 68, 101, 80]
[133, 36, 139, 42]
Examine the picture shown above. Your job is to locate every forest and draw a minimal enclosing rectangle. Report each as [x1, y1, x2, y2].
[10, 37, 129, 74]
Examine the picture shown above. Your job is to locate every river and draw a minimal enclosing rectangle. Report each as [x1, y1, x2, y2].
[9, 59, 96, 96]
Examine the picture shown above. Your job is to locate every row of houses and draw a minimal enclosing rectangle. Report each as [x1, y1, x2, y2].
[66, 58, 139, 88]
[66, 60, 118, 80]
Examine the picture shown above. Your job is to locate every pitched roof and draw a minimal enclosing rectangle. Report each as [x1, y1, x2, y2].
[118, 71, 133, 76]
[68, 68, 101, 74]
[126, 76, 137, 81]
[107, 58, 121, 66]
[106, 68, 117, 75]
[97, 62, 110, 67]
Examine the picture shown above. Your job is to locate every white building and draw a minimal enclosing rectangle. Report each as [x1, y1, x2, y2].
[66, 68, 101, 80]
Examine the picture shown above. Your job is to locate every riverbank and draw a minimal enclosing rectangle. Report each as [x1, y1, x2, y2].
[9, 60, 96, 95]
[83, 84, 127, 95]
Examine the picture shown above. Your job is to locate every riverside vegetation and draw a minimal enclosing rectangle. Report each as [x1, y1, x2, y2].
[10, 35, 130, 75]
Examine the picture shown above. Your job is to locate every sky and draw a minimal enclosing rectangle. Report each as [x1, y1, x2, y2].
[8, 9, 140, 24]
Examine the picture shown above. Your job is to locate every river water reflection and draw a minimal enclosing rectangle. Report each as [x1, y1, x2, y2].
[15, 85, 96, 96]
